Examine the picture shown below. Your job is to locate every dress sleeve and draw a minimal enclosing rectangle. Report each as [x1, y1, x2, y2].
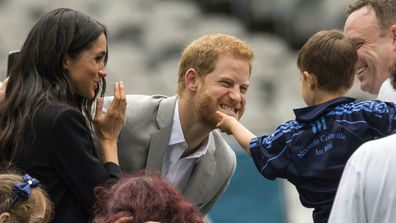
[250, 120, 300, 180]
[49, 108, 120, 212]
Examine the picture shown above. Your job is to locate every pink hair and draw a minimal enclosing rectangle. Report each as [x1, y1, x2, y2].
[92, 173, 204, 223]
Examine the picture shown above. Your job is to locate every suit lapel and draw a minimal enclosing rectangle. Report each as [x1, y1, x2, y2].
[145, 96, 177, 171]
[183, 136, 216, 207]
[146, 126, 172, 170]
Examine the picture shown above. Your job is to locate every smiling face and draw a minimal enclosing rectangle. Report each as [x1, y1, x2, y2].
[64, 33, 107, 99]
[193, 53, 250, 129]
[344, 6, 395, 95]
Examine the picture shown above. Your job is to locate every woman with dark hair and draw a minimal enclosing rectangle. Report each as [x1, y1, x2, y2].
[0, 8, 126, 223]
[92, 173, 205, 223]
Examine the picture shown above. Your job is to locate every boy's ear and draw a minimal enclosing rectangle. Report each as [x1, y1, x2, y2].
[302, 71, 309, 81]
[303, 71, 317, 89]
[184, 68, 199, 92]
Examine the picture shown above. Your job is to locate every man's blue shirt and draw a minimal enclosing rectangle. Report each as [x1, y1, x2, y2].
[250, 97, 396, 223]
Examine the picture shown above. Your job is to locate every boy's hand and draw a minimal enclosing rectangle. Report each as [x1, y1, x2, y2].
[216, 111, 238, 135]
[217, 111, 255, 155]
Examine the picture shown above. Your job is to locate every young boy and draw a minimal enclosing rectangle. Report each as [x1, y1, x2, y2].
[216, 29, 396, 223]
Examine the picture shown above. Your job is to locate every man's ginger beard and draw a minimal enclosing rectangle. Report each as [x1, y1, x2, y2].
[194, 89, 244, 129]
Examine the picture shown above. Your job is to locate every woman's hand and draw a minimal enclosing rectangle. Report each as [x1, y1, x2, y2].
[113, 216, 159, 223]
[94, 81, 127, 164]
[113, 216, 133, 223]
[0, 77, 9, 102]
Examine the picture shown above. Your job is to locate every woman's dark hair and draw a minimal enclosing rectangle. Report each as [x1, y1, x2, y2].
[0, 8, 108, 167]
[92, 173, 205, 223]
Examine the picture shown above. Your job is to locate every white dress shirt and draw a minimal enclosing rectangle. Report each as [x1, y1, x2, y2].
[377, 78, 396, 103]
[328, 134, 396, 223]
[161, 100, 210, 192]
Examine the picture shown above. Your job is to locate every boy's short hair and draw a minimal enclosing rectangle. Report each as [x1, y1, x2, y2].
[177, 33, 254, 96]
[297, 30, 357, 92]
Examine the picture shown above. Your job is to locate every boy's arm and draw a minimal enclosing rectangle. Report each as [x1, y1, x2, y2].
[216, 111, 256, 155]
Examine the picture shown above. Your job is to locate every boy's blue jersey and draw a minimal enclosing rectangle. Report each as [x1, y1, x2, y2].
[250, 97, 396, 223]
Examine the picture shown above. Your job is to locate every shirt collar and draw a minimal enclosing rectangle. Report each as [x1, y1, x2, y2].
[169, 99, 185, 145]
[293, 97, 355, 122]
[168, 99, 210, 159]
[192, 133, 211, 159]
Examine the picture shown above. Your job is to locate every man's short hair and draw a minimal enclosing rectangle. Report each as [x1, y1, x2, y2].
[347, 0, 396, 33]
[177, 33, 254, 96]
[297, 30, 357, 92]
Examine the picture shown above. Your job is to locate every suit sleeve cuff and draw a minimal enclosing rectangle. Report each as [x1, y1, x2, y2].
[103, 162, 121, 178]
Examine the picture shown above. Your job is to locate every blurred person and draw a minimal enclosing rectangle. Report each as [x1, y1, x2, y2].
[105, 33, 254, 214]
[0, 172, 53, 223]
[328, 65, 396, 223]
[0, 8, 126, 223]
[216, 30, 396, 223]
[344, 0, 396, 101]
[92, 173, 204, 223]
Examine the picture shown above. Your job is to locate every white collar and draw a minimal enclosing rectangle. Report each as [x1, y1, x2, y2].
[169, 99, 185, 145]
[168, 99, 210, 158]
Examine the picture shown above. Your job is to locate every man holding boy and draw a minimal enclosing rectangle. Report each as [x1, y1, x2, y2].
[325, 2, 396, 221]
[108, 33, 254, 214]
[328, 106, 396, 222]
[216, 30, 396, 223]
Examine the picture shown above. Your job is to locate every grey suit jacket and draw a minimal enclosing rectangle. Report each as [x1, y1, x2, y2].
[104, 95, 236, 214]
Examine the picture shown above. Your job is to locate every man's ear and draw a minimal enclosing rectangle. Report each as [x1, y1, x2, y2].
[303, 71, 317, 89]
[391, 25, 396, 50]
[0, 212, 10, 223]
[184, 68, 199, 92]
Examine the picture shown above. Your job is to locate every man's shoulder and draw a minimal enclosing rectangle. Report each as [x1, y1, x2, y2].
[377, 78, 396, 103]
[360, 134, 396, 154]
[104, 94, 176, 111]
[126, 94, 168, 102]
[105, 94, 170, 104]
